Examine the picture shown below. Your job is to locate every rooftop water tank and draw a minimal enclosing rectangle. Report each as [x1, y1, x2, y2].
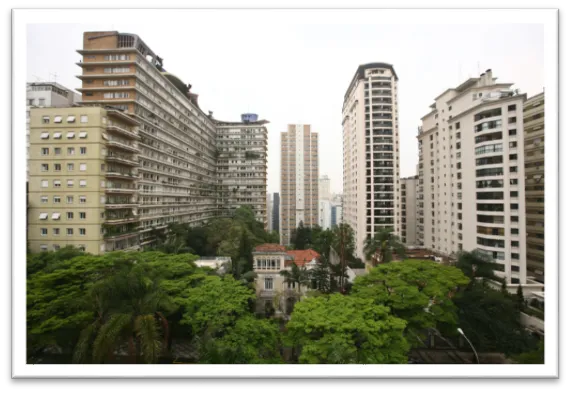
[241, 113, 258, 122]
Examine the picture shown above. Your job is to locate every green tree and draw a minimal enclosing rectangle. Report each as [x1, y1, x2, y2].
[512, 338, 544, 364]
[291, 221, 313, 250]
[363, 227, 406, 265]
[73, 263, 176, 364]
[351, 260, 470, 345]
[309, 256, 333, 293]
[280, 263, 311, 298]
[312, 228, 334, 259]
[285, 294, 410, 364]
[456, 250, 505, 285]
[454, 281, 538, 356]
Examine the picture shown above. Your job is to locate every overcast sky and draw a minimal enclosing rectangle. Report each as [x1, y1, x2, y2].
[27, 14, 544, 195]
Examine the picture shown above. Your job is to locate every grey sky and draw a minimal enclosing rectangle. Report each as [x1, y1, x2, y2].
[27, 18, 544, 195]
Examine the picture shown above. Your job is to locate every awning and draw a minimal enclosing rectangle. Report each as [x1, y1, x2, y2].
[79, 131, 88, 138]
[54, 116, 62, 123]
[101, 133, 109, 140]
[67, 132, 75, 139]
[39, 213, 48, 220]
[67, 116, 76, 123]
[53, 132, 62, 139]
[79, 180, 87, 186]
[40, 132, 49, 139]
[52, 213, 61, 220]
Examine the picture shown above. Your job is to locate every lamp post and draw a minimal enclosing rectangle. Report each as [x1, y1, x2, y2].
[457, 328, 479, 364]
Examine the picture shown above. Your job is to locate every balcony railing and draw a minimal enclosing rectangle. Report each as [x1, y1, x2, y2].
[107, 138, 140, 153]
[107, 124, 140, 140]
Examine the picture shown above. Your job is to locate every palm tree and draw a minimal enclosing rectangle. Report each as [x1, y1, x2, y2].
[280, 263, 310, 298]
[363, 228, 406, 266]
[73, 264, 175, 364]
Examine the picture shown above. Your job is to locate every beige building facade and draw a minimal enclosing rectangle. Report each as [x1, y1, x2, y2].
[28, 106, 140, 254]
[342, 63, 401, 260]
[280, 124, 319, 245]
[400, 175, 418, 246]
[523, 92, 545, 283]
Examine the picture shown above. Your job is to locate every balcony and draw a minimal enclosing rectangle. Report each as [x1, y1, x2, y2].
[106, 153, 139, 167]
[107, 138, 140, 153]
[105, 215, 139, 225]
[105, 184, 138, 194]
[107, 124, 140, 140]
[105, 199, 138, 209]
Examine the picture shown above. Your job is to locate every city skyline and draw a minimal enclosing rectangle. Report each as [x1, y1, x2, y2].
[26, 17, 544, 195]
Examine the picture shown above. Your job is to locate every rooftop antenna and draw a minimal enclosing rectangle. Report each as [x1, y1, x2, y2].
[49, 72, 58, 83]
[32, 75, 42, 82]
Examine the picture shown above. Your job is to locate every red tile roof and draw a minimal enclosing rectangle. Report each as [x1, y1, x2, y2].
[285, 249, 320, 267]
[253, 243, 287, 253]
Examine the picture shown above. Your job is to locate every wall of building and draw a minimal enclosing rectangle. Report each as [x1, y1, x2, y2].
[401, 176, 418, 245]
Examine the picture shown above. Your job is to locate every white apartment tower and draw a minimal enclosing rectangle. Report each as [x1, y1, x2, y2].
[342, 63, 401, 260]
[417, 69, 528, 284]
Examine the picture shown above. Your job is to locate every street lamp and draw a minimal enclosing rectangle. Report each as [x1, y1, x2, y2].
[457, 328, 479, 364]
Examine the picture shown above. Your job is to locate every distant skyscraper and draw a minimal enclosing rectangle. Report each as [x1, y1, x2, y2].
[272, 192, 280, 233]
[267, 193, 273, 231]
[319, 175, 331, 201]
[318, 175, 332, 229]
[342, 63, 401, 260]
[280, 124, 319, 245]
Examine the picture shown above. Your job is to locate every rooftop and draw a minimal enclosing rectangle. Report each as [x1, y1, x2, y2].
[253, 243, 287, 253]
[285, 249, 320, 267]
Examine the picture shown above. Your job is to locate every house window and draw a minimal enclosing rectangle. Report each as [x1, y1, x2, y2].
[67, 132, 75, 139]
[67, 163, 74, 171]
[80, 147, 87, 155]
[53, 228, 60, 236]
[66, 196, 74, 204]
[53, 244, 60, 251]
[53, 180, 61, 188]
[287, 282, 296, 289]
[53, 196, 61, 203]
[40, 132, 49, 139]
[54, 132, 62, 139]
[41, 148, 49, 155]
[80, 212, 86, 219]
[67, 228, 74, 236]
[79, 180, 87, 187]
[54, 148, 61, 155]
[67, 180, 74, 187]
[79, 163, 87, 171]
[54, 116, 62, 123]
[41, 164, 49, 171]
[68, 147, 75, 155]
[80, 115, 88, 123]
[79, 228, 86, 236]
[79, 196, 86, 204]
[41, 180, 48, 188]
[40, 196, 48, 203]
[67, 212, 74, 219]
[42, 116, 50, 124]
[40, 228, 48, 236]
[79, 132, 88, 139]
[28, 99, 34, 106]
[52, 213, 60, 220]
[264, 277, 273, 290]
[67, 115, 76, 123]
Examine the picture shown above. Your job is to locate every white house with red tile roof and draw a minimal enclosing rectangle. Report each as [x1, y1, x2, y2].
[252, 243, 320, 315]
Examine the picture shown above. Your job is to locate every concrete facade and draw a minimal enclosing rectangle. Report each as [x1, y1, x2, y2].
[401, 175, 418, 245]
[272, 192, 280, 233]
[417, 69, 528, 284]
[280, 124, 319, 245]
[342, 63, 401, 260]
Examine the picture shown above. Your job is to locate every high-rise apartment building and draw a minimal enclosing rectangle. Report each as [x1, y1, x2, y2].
[267, 193, 273, 231]
[318, 175, 331, 229]
[272, 192, 280, 233]
[214, 113, 269, 225]
[417, 69, 528, 284]
[523, 92, 545, 283]
[280, 124, 319, 245]
[342, 63, 401, 260]
[318, 175, 331, 200]
[26, 82, 81, 180]
[75, 31, 268, 247]
[400, 175, 418, 246]
[28, 106, 140, 254]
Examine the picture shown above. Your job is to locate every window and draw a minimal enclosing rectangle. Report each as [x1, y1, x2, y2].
[510, 191, 518, 197]
[41, 163, 49, 172]
[53, 196, 61, 203]
[53, 228, 60, 236]
[42, 116, 50, 124]
[79, 131, 88, 139]
[512, 241, 519, 247]
[66, 195, 74, 204]
[54, 147, 61, 155]
[67, 228, 74, 236]
[80, 147, 87, 155]
[67, 180, 74, 187]
[79, 196, 86, 204]
[40, 132, 49, 139]
[54, 116, 62, 123]
[264, 277, 273, 290]
[52, 244, 61, 251]
[39, 213, 48, 220]
[79, 163, 87, 171]
[53, 132, 62, 139]
[40, 196, 48, 203]
[509, 141, 517, 148]
[511, 203, 519, 210]
[39, 244, 48, 252]
[53, 180, 61, 188]
[41, 148, 49, 155]
[508, 104, 517, 111]
[67, 212, 74, 219]
[68, 147, 75, 155]
[52, 213, 61, 220]
[80, 115, 88, 123]
[40, 228, 48, 236]
[67, 132, 75, 139]
[508, 117, 517, 124]
[79, 180, 87, 187]
[511, 228, 519, 235]
[79, 228, 86, 236]
[41, 180, 48, 188]
[67, 115, 76, 123]
[509, 129, 517, 136]
[509, 154, 518, 161]
[67, 163, 74, 171]
[80, 212, 86, 219]
[28, 98, 34, 105]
